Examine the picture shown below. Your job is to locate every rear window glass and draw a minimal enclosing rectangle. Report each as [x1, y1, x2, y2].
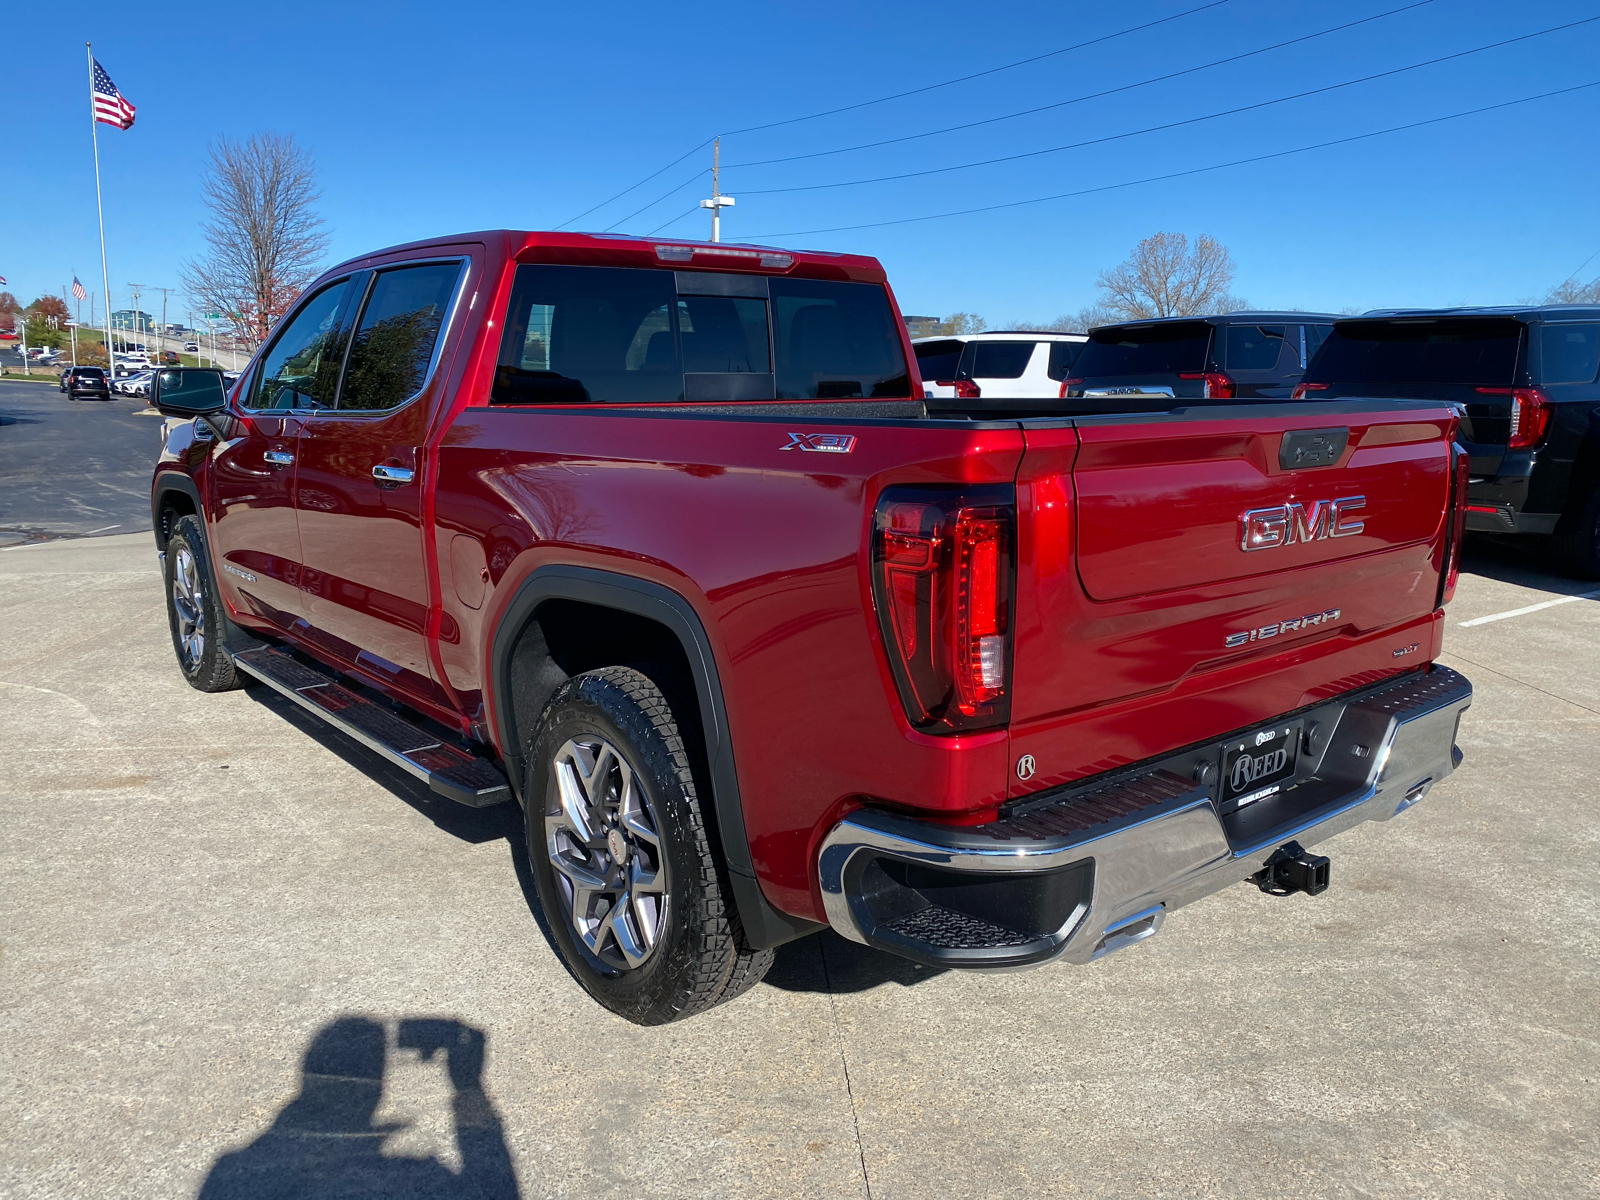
[913, 339, 964, 382]
[1074, 322, 1211, 377]
[495, 265, 684, 404]
[1305, 323, 1333, 363]
[1225, 325, 1287, 371]
[1310, 319, 1522, 387]
[771, 278, 909, 400]
[1046, 340, 1084, 380]
[968, 341, 1036, 379]
[1539, 323, 1600, 385]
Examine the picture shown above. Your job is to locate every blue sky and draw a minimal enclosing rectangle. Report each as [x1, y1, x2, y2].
[3, 0, 1598, 327]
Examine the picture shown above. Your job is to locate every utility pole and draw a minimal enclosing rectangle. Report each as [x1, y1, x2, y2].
[699, 137, 735, 243]
[148, 285, 175, 360]
[127, 283, 145, 355]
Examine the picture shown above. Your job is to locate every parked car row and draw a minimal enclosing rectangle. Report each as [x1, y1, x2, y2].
[913, 304, 1600, 578]
[55, 364, 238, 402]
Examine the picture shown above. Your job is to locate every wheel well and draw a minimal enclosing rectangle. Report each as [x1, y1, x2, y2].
[155, 487, 197, 551]
[506, 599, 703, 781]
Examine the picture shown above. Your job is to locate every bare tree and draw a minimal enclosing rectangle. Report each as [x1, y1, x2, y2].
[183, 134, 328, 350]
[1094, 232, 1237, 321]
[1546, 276, 1600, 304]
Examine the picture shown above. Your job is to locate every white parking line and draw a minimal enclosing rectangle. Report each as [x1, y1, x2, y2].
[1459, 588, 1600, 627]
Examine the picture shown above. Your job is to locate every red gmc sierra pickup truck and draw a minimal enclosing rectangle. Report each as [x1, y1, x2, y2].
[150, 231, 1473, 1025]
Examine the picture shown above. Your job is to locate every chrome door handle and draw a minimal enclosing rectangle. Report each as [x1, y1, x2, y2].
[372, 464, 415, 484]
[263, 450, 294, 465]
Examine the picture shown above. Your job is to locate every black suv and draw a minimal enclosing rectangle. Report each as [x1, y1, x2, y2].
[60, 366, 111, 400]
[1062, 312, 1339, 404]
[1297, 307, 1600, 578]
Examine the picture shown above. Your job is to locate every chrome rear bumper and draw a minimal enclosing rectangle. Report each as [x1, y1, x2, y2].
[817, 666, 1471, 969]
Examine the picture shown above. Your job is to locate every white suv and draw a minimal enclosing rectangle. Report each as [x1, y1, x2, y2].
[912, 332, 1088, 400]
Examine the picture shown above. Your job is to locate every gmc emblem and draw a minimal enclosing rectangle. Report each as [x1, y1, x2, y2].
[1240, 495, 1365, 551]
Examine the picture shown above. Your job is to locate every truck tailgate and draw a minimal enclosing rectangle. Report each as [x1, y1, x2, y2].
[1008, 401, 1455, 799]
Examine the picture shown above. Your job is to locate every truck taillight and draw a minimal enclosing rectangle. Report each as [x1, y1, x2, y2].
[1059, 377, 1083, 398]
[1179, 371, 1235, 399]
[936, 378, 981, 398]
[871, 486, 1014, 732]
[1441, 443, 1471, 604]
[1291, 382, 1329, 400]
[1474, 386, 1552, 449]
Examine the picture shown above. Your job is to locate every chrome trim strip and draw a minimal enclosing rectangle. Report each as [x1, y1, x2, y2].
[817, 670, 1471, 969]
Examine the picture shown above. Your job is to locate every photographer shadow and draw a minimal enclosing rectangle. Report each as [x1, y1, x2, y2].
[199, 1016, 520, 1199]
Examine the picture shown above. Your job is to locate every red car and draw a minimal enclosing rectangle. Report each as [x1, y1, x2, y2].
[150, 231, 1473, 1024]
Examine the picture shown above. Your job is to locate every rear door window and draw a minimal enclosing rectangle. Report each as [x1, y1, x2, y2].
[914, 339, 965, 382]
[1046, 340, 1084, 380]
[1310, 319, 1522, 386]
[1305, 323, 1334, 364]
[1539, 323, 1600, 384]
[1224, 324, 1288, 371]
[338, 261, 463, 411]
[967, 341, 1037, 379]
[1074, 322, 1212, 377]
[770, 279, 909, 399]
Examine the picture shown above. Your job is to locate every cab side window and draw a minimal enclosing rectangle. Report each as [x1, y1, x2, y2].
[337, 262, 464, 411]
[244, 279, 351, 411]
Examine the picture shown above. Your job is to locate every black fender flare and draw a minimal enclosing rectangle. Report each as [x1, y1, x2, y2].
[150, 471, 204, 553]
[488, 564, 821, 950]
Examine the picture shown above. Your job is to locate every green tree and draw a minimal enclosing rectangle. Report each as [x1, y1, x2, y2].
[23, 315, 65, 350]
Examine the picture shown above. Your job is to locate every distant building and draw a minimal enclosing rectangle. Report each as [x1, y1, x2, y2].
[111, 309, 156, 333]
[902, 315, 945, 339]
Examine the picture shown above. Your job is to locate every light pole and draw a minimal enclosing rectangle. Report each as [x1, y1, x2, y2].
[699, 137, 735, 243]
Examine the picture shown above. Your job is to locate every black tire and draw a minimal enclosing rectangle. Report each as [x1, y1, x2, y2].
[163, 515, 242, 692]
[1547, 486, 1600, 580]
[526, 666, 772, 1024]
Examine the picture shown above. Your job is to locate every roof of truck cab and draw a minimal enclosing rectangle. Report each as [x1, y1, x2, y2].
[1355, 305, 1600, 323]
[1090, 311, 1342, 333]
[322, 229, 889, 284]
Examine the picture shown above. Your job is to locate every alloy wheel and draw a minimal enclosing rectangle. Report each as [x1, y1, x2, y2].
[171, 545, 206, 671]
[545, 736, 669, 971]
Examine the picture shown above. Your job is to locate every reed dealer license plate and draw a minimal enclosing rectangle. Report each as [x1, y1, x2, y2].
[1219, 721, 1301, 813]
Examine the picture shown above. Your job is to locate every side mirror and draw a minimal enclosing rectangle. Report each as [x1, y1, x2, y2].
[153, 367, 229, 417]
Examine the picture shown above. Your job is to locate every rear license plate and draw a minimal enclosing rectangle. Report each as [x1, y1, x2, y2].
[1219, 721, 1301, 812]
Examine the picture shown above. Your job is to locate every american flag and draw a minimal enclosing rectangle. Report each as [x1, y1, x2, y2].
[72, 277, 88, 301]
[91, 59, 136, 130]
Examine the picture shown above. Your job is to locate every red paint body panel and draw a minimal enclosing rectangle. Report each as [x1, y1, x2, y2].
[153, 230, 1463, 930]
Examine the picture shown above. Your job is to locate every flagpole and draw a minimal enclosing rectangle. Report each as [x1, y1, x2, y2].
[87, 43, 114, 370]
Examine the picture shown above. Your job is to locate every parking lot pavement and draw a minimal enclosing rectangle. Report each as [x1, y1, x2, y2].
[0, 380, 163, 548]
[1, 533, 1596, 1199]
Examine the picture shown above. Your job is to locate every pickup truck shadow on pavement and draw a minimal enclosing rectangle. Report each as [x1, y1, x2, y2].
[241, 685, 943, 1000]
[1459, 532, 1586, 592]
[243, 685, 519, 846]
[197, 1016, 521, 1200]
[765, 930, 949, 994]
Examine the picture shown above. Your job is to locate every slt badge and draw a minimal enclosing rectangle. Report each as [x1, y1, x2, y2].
[782, 432, 857, 454]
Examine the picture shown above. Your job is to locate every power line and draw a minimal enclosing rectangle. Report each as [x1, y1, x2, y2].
[725, 0, 1438, 171]
[555, 137, 714, 230]
[1556, 245, 1600, 290]
[558, 0, 1231, 228]
[741, 80, 1600, 241]
[720, 0, 1233, 137]
[735, 15, 1600, 197]
[647, 207, 702, 237]
[601, 169, 707, 231]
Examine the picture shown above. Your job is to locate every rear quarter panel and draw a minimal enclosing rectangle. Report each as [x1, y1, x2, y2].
[433, 408, 1023, 920]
